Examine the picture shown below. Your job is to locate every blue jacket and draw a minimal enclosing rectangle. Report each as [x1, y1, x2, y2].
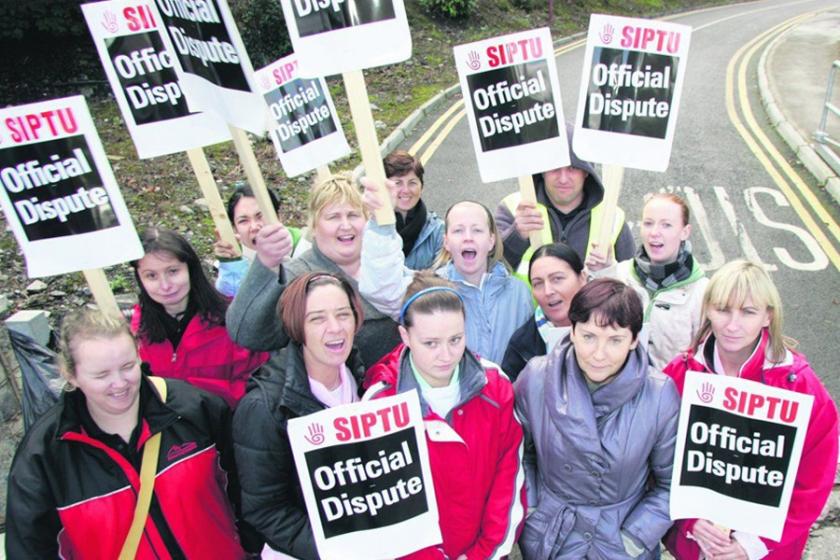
[359, 222, 532, 364]
[404, 211, 444, 271]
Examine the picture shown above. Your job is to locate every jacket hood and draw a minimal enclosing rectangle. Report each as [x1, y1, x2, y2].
[683, 328, 798, 380]
[532, 122, 605, 209]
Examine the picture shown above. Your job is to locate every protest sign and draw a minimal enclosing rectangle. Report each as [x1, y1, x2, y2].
[151, 0, 269, 134]
[255, 55, 350, 177]
[279, 0, 411, 78]
[573, 14, 691, 171]
[454, 28, 570, 184]
[288, 391, 441, 560]
[670, 371, 814, 541]
[82, 0, 230, 159]
[0, 96, 142, 306]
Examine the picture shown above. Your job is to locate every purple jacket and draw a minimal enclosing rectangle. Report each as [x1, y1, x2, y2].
[514, 341, 680, 559]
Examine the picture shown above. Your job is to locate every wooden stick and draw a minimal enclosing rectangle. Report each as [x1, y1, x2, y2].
[593, 164, 624, 259]
[315, 165, 331, 184]
[186, 148, 241, 258]
[518, 175, 544, 249]
[228, 125, 279, 226]
[342, 70, 395, 225]
[82, 269, 121, 319]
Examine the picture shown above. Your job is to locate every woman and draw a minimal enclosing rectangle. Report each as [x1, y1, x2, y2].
[359, 179, 532, 364]
[501, 242, 586, 381]
[227, 173, 401, 367]
[214, 183, 309, 297]
[364, 274, 526, 559]
[515, 278, 680, 559]
[131, 227, 267, 408]
[384, 150, 444, 270]
[233, 272, 366, 559]
[597, 193, 707, 370]
[6, 309, 245, 559]
[663, 259, 838, 560]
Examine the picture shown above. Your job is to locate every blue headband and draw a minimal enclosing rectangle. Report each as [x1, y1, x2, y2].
[398, 287, 463, 325]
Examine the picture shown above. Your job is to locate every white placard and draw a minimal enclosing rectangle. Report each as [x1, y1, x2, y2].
[288, 391, 441, 560]
[0, 96, 143, 277]
[454, 28, 570, 183]
[279, 0, 411, 78]
[573, 14, 691, 171]
[670, 371, 814, 541]
[150, 0, 270, 134]
[255, 55, 350, 177]
[82, 0, 230, 159]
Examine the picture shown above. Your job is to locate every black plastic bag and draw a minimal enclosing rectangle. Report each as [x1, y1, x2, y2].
[8, 329, 63, 431]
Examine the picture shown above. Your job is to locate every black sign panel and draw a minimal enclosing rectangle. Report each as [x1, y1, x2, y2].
[291, 0, 396, 38]
[266, 78, 338, 152]
[304, 427, 429, 538]
[0, 136, 117, 242]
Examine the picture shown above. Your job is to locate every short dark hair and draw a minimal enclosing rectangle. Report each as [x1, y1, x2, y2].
[528, 242, 584, 281]
[226, 183, 280, 223]
[383, 150, 424, 184]
[279, 273, 364, 345]
[401, 273, 463, 328]
[568, 278, 643, 338]
[131, 228, 228, 343]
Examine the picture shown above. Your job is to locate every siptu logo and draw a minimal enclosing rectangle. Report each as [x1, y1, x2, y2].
[466, 51, 481, 71]
[304, 422, 325, 445]
[696, 381, 715, 404]
[259, 73, 272, 91]
[599, 23, 615, 45]
[101, 11, 119, 34]
[166, 441, 198, 461]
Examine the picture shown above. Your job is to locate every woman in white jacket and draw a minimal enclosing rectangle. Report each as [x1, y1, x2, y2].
[597, 193, 708, 370]
[358, 179, 532, 365]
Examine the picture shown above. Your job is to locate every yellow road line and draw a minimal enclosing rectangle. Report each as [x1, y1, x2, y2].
[725, 11, 840, 271]
[409, 99, 464, 156]
[419, 110, 467, 166]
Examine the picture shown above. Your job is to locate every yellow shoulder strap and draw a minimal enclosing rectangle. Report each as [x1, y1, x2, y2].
[586, 203, 626, 261]
[119, 376, 166, 560]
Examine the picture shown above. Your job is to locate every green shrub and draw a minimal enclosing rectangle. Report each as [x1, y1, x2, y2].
[230, 0, 293, 69]
[0, 1, 86, 40]
[419, 0, 476, 19]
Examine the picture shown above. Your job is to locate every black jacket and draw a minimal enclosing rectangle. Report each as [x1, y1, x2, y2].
[232, 343, 366, 559]
[501, 315, 546, 382]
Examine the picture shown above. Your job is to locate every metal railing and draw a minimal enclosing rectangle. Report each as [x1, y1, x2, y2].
[814, 60, 840, 176]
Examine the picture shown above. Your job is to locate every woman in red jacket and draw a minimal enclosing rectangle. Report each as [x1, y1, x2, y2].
[663, 259, 838, 560]
[363, 273, 526, 559]
[131, 227, 267, 407]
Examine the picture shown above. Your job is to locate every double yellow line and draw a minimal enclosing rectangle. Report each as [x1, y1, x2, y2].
[725, 9, 840, 271]
[409, 39, 586, 164]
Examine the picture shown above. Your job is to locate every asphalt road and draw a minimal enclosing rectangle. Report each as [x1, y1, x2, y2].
[394, 0, 840, 399]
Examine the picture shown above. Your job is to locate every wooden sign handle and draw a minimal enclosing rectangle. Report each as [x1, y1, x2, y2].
[315, 165, 331, 185]
[342, 70, 395, 226]
[82, 269, 121, 319]
[186, 148, 241, 258]
[228, 125, 279, 226]
[593, 164, 624, 259]
[518, 175, 544, 249]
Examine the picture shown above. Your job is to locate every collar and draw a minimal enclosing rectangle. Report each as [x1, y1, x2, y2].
[698, 328, 791, 381]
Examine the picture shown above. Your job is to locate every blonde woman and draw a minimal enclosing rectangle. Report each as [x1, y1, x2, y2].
[226, 173, 400, 367]
[663, 260, 838, 560]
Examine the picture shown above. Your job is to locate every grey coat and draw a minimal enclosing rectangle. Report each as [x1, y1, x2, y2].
[225, 244, 400, 368]
[514, 340, 679, 559]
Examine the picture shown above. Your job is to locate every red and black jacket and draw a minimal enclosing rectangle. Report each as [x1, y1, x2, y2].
[5, 375, 246, 559]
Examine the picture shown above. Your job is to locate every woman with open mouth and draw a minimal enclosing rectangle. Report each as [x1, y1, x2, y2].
[6, 308, 247, 559]
[515, 278, 680, 559]
[363, 273, 525, 559]
[663, 260, 838, 560]
[502, 242, 587, 381]
[358, 179, 532, 364]
[131, 227, 268, 408]
[233, 272, 366, 559]
[226, 173, 401, 369]
[595, 193, 708, 370]
[213, 182, 309, 298]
